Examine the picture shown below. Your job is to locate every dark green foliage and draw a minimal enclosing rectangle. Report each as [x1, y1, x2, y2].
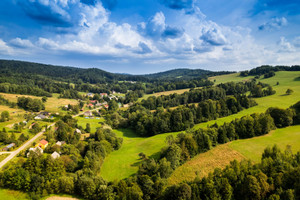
[17, 97, 45, 112]
[109, 94, 256, 136]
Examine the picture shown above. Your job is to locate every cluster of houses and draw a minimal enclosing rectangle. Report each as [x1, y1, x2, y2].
[86, 92, 123, 101]
[26, 139, 64, 160]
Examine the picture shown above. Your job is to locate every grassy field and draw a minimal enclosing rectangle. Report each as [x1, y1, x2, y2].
[229, 125, 300, 162]
[168, 144, 245, 185]
[0, 188, 29, 200]
[0, 93, 78, 113]
[138, 88, 195, 101]
[169, 125, 300, 184]
[100, 129, 180, 181]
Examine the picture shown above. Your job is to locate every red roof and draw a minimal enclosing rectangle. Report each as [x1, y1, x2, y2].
[39, 139, 48, 145]
[90, 100, 97, 103]
[104, 104, 109, 108]
[88, 104, 93, 107]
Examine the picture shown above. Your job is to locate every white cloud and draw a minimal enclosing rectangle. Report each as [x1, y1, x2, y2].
[9, 38, 34, 48]
[278, 37, 295, 52]
[258, 17, 288, 31]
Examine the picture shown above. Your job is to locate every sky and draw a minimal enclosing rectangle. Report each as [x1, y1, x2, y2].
[0, 0, 299, 74]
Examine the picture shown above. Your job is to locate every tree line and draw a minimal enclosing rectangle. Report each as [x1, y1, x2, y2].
[106, 94, 257, 136]
[240, 65, 300, 77]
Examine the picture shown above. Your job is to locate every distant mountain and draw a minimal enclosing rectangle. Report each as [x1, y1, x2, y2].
[144, 68, 212, 80]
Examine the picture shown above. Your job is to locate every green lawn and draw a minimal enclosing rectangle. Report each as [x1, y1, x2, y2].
[76, 116, 105, 133]
[100, 129, 180, 181]
[0, 189, 29, 200]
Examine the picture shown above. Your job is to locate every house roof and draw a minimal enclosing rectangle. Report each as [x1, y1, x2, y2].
[39, 139, 48, 145]
[51, 151, 60, 159]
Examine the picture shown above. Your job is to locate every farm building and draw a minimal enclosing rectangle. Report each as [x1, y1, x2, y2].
[2, 143, 15, 151]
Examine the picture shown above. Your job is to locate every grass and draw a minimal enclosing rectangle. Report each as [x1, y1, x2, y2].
[75, 116, 105, 133]
[100, 129, 180, 181]
[229, 125, 300, 162]
[0, 188, 29, 200]
[169, 125, 300, 184]
[168, 144, 245, 185]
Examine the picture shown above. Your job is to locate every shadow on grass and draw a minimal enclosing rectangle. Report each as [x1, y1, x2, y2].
[117, 128, 141, 138]
[294, 77, 300, 81]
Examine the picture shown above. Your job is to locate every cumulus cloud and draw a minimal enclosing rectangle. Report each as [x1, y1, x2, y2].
[278, 37, 294, 52]
[17, 0, 76, 27]
[200, 28, 227, 46]
[138, 12, 184, 40]
[9, 38, 34, 48]
[258, 17, 288, 31]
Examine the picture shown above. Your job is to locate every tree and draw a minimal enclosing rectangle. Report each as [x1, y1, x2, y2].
[41, 96, 47, 103]
[85, 123, 91, 133]
[286, 88, 294, 95]
[1, 111, 9, 122]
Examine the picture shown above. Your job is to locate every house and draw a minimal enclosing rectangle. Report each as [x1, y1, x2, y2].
[56, 141, 66, 146]
[87, 93, 94, 97]
[27, 146, 43, 157]
[2, 143, 15, 151]
[87, 103, 93, 107]
[51, 151, 60, 159]
[84, 111, 93, 117]
[34, 114, 48, 120]
[95, 103, 102, 107]
[90, 100, 97, 104]
[35, 139, 48, 149]
[104, 104, 109, 109]
[74, 128, 81, 134]
[100, 93, 108, 97]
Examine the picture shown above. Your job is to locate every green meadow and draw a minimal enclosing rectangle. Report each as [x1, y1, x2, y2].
[100, 129, 180, 181]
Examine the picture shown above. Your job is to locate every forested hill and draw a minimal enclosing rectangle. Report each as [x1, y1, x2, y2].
[144, 68, 211, 79]
[0, 60, 233, 83]
[0, 60, 146, 83]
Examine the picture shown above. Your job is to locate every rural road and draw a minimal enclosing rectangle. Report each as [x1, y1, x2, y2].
[0, 123, 55, 169]
[0, 108, 99, 169]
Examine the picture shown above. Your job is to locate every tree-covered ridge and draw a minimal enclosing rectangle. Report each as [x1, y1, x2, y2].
[240, 65, 300, 77]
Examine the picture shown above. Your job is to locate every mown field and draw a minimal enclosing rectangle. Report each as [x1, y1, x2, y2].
[0, 93, 78, 113]
[100, 71, 300, 182]
[101, 129, 180, 181]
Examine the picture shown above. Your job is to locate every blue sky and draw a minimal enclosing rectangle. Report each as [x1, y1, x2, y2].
[0, 0, 299, 74]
